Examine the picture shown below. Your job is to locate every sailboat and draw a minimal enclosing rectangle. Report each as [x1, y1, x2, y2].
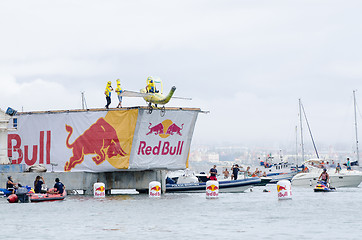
[292, 93, 362, 188]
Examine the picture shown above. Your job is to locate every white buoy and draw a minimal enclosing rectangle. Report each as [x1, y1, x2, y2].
[94, 182, 106, 198]
[149, 181, 161, 198]
[206, 180, 219, 199]
[277, 180, 292, 200]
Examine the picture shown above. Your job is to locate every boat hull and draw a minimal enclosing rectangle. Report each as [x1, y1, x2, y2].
[30, 190, 66, 202]
[166, 177, 261, 193]
[267, 171, 298, 183]
[292, 171, 362, 188]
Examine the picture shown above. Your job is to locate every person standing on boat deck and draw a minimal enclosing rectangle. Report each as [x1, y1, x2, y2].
[335, 163, 341, 173]
[6, 176, 18, 194]
[209, 165, 217, 181]
[223, 168, 230, 179]
[34, 176, 45, 193]
[245, 166, 252, 177]
[53, 178, 65, 194]
[115, 79, 123, 108]
[318, 168, 329, 185]
[231, 164, 240, 180]
[346, 158, 351, 170]
[104, 81, 113, 109]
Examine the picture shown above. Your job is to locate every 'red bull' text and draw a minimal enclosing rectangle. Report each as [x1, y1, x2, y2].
[137, 141, 184, 156]
[8, 131, 51, 166]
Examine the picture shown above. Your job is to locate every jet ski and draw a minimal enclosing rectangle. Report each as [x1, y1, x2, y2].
[314, 181, 336, 192]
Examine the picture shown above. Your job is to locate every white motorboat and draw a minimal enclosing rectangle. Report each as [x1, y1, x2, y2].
[258, 155, 299, 183]
[291, 159, 362, 188]
[165, 170, 261, 193]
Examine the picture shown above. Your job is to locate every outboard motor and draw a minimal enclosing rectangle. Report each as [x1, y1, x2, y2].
[16, 187, 30, 203]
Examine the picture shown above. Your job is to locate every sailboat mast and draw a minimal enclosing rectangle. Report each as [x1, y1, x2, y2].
[353, 90, 360, 164]
[295, 125, 298, 166]
[301, 101, 320, 159]
[299, 99, 305, 163]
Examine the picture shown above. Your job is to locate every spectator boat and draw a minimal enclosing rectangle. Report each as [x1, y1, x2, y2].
[292, 159, 362, 188]
[30, 188, 67, 202]
[166, 170, 261, 193]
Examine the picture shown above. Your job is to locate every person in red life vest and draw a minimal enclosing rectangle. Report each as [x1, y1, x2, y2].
[209, 165, 217, 181]
[318, 168, 330, 186]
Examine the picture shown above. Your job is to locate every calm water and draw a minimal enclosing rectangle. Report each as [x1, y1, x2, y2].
[1, 185, 361, 240]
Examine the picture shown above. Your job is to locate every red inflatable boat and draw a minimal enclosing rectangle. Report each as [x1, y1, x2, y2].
[30, 188, 66, 202]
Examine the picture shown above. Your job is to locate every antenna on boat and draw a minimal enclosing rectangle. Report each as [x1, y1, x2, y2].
[81, 91, 88, 110]
[353, 90, 360, 165]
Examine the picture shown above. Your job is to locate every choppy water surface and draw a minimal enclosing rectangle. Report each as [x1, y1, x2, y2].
[1, 185, 361, 240]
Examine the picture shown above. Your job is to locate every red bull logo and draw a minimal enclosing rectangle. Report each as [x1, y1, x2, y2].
[8, 131, 51, 165]
[94, 185, 105, 197]
[149, 184, 161, 197]
[139, 119, 185, 156]
[146, 119, 184, 138]
[95, 186, 105, 192]
[277, 185, 287, 192]
[206, 183, 219, 197]
[206, 185, 219, 191]
[150, 186, 161, 192]
[138, 141, 184, 156]
[64, 118, 127, 171]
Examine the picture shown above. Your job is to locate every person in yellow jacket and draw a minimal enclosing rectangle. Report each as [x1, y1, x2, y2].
[104, 81, 113, 109]
[115, 79, 123, 108]
[146, 76, 157, 93]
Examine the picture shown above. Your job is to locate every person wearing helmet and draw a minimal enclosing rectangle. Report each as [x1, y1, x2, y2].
[318, 168, 329, 185]
[104, 81, 113, 109]
[146, 76, 157, 93]
[115, 79, 123, 108]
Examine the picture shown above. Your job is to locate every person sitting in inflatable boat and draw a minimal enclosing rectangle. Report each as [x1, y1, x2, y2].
[54, 178, 65, 194]
[6, 176, 18, 194]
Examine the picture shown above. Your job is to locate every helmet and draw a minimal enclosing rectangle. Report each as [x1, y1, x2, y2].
[147, 76, 153, 84]
[107, 81, 111, 85]
[323, 168, 327, 172]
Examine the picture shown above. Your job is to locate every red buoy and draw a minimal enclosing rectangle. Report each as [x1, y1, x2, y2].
[7, 194, 18, 203]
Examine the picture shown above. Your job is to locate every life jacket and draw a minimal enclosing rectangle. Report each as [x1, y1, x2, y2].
[105, 85, 112, 97]
[146, 77, 156, 93]
[7, 181, 14, 190]
[115, 80, 122, 95]
[115, 85, 122, 95]
[321, 172, 328, 180]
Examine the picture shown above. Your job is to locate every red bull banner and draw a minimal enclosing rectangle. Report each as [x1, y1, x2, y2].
[129, 110, 198, 170]
[7, 108, 198, 172]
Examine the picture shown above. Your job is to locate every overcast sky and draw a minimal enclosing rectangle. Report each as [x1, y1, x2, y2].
[1, 0, 362, 152]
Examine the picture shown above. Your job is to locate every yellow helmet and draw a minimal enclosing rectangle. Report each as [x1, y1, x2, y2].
[116, 79, 120, 86]
[147, 76, 153, 84]
[107, 81, 111, 85]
